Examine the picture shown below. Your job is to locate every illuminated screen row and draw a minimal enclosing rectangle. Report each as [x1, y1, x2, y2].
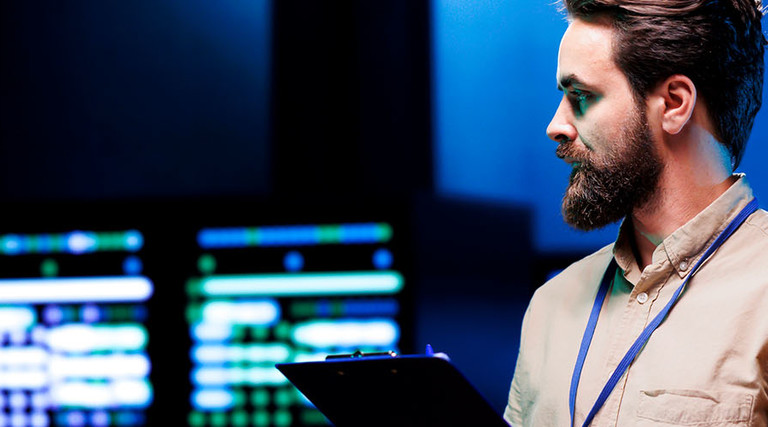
[0, 221, 405, 427]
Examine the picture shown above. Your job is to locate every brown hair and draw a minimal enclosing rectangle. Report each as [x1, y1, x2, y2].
[563, 0, 766, 169]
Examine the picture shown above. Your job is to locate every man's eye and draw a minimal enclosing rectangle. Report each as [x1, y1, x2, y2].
[568, 91, 595, 115]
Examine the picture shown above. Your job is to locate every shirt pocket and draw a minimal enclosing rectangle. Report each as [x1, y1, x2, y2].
[636, 389, 753, 426]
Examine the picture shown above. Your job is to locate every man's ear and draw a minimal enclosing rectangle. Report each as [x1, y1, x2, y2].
[652, 74, 697, 135]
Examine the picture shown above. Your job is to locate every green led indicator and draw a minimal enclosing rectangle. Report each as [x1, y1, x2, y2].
[51, 235, 65, 252]
[250, 326, 269, 341]
[231, 411, 248, 427]
[331, 300, 344, 317]
[233, 389, 246, 407]
[290, 301, 316, 317]
[186, 304, 202, 324]
[274, 389, 292, 407]
[198, 254, 217, 275]
[252, 411, 270, 427]
[27, 236, 39, 253]
[188, 411, 205, 427]
[376, 223, 393, 241]
[41, 258, 58, 277]
[210, 411, 227, 427]
[317, 225, 343, 244]
[274, 410, 292, 427]
[247, 229, 261, 245]
[251, 389, 270, 407]
[231, 325, 246, 342]
[274, 322, 292, 340]
[186, 279, 203, 296]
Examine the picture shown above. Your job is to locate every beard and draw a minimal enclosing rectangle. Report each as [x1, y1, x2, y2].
[557, 105, 663, 231]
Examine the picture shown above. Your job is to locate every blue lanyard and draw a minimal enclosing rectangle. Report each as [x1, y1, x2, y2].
[568, 198, 759, 427]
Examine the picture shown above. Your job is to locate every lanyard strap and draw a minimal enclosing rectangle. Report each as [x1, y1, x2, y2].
[569, 197, 759, 427]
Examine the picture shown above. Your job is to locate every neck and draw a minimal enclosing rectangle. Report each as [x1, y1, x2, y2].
[630, 133, 735, 270]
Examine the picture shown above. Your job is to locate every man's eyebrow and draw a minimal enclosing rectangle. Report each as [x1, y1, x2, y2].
[557, 74, 592, 91]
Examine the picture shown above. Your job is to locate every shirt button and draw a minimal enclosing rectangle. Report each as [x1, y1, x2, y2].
[637, 292, 648, 304]
[679, 259, 689, 271]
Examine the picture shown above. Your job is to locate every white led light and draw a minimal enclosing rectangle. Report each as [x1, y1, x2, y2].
[0, 370, 47, 389]
[67, 232, 96, 254]
[0, 347, 48, 367]
[30, 412, 48, 427]
[0, 277, 153, 303]
[191, 323, 232, 342]
[49, 354, 150, 379]
[202, 271, 403, 297]
[0, 307, 36, 331]
[191, 388, 235, 410]
[112, 379, 152, 406]
[292, 319, 399, 348]
[47, 324, 147, 353]
[51, 380, 152, 408]
[201, 300, 280, 325]
[191, 366, 287, 387]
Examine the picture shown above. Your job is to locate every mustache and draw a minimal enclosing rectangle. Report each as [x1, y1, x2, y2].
[555, 142, 588, 163]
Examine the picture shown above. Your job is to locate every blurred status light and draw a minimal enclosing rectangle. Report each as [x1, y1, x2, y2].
[0, 277, 153, 304]
[0, 230, 143, 255]
[197, 223, 393, 248]
[192, 388, 235, 411]
[292, 319, 399, 348]
[199, 271, 403, 297]
[51, 379, 153, 408]
[201, 300, 280, 326]
[191, 366, 288, 387]
[47, 324, 148, 353]
[191, 343, 291, 364]
[0, 306, 36, 330]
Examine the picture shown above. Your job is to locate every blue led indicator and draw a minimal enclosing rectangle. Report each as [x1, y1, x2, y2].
[123, 256, 143, 275]
[124, 230, 144, 252]
[197, 228, 248, 248]
[344, 299, 399, 316]
[197, 223, 392, 249]
[372, 249, 393, 270]
[1, 234, 22, 255]
[284, 251, 304, 272]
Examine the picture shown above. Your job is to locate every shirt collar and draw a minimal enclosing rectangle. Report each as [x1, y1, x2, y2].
[613, 173, 755, 280]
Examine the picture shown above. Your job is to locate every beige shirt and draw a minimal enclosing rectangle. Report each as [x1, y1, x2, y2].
[504, 175, 768, 427]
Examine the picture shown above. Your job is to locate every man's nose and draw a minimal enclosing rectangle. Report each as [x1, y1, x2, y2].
[546, 97, 577, 143]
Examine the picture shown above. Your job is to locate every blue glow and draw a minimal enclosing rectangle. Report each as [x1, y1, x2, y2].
[260, 225, 317, 246]
[284, 251, 304, 272]
[124, 230, 143, 252]
[344, 299, 399, 316]
[197, 227, 246, 248]
[123, 256, 143, 275]
[1, 235, 22, 255]
[372, 248, 393, 269]
[197, 223, 392, 248]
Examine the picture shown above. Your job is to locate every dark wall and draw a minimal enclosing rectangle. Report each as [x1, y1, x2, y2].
[272, 1, 433, 198]
[1, 0, 272, 201]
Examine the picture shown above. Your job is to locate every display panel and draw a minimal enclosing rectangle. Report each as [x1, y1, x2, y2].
[186, 222, 405, 427]
[0, 230, 154, 427]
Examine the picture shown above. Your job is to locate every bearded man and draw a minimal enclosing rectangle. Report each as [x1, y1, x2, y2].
[504, 0, 768, 425]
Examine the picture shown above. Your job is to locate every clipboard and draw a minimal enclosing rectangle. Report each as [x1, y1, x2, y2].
[276, 353, 509, 427]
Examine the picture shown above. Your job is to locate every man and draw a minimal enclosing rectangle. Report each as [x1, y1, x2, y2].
[505, 1, 768, 426]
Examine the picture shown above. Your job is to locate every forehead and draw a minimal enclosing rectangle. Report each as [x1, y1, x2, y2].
[557, 18, 624, 90]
